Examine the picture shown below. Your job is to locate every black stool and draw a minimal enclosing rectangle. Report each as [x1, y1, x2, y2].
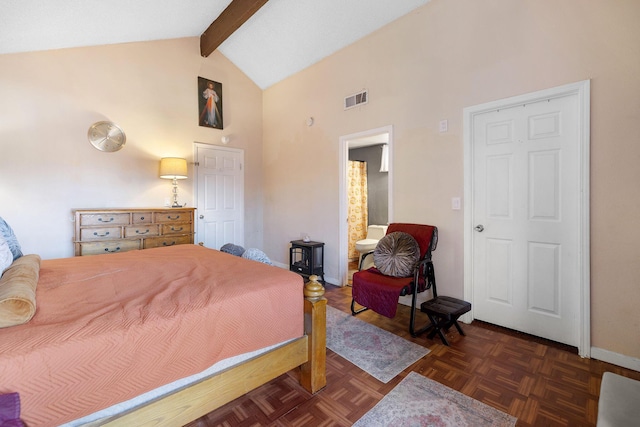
[420, 296, 471, 346]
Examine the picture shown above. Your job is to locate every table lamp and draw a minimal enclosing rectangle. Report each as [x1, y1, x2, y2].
[159, 157, 188, 208]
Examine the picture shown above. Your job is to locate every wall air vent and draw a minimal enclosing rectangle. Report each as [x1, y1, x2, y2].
[344, 89, 368, 110]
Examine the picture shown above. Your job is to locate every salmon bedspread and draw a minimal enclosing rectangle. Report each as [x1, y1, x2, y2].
[0, 245, 304, 426]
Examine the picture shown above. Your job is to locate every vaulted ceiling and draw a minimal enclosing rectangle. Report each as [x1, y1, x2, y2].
[0, 0, 430, 89]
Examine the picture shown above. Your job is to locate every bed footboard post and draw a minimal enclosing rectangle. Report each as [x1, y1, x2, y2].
[301, 275, 327, 394]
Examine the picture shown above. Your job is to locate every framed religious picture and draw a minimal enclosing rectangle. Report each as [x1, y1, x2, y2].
[198, 77, 223, 129]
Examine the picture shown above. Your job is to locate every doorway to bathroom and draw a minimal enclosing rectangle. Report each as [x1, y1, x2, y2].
[338, 125, 393, 286]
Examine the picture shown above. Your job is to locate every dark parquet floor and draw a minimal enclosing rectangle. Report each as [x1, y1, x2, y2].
[186, 283, 640, 427]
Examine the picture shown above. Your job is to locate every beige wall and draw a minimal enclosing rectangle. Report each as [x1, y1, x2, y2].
[0, 0, 637, 362]
[0, 37, 264, 259]
[262, 0, 640, 360]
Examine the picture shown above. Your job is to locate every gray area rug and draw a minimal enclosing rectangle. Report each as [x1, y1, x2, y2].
[354, 371, 517, 426]
[326, 306, 430, 383]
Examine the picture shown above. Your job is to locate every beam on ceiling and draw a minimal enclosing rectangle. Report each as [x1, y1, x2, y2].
[200, 0, 269, 57]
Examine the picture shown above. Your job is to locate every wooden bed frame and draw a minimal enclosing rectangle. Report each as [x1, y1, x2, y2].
[99, 275, 326, 427]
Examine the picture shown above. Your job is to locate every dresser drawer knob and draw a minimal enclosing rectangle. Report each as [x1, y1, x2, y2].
[98, 217, 115, 223]
[104, 247, 121, 253]
[162, 241, 177, 246]
[170, 227, 184, 232]
[93, 231, 110, 237]
[167, 215, 180, 220]
[136, 229, 150, 235]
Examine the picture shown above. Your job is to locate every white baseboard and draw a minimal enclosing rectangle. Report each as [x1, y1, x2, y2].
[591, 347, 640, 372]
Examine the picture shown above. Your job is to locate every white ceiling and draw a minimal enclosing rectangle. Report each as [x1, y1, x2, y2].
[0, 0, 430, 89]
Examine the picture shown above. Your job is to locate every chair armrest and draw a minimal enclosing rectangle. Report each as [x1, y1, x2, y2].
[358, 251, 375, 270]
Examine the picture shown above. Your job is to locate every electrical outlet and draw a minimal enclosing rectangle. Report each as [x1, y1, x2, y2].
[439, 119, 448, 133]
[164, 198, 171, 207]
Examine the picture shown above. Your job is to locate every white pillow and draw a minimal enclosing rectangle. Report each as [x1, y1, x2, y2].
[0, 235, 13, 275]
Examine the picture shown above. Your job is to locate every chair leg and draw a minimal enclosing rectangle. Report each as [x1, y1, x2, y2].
[350, 298, 369, 316]
[424, 316, 467, 346]
[426, 313, 450, 346]
[453, 320, 466, 336]
[410, 301, 435, 337]
[410, 322, 434, 338]
[409, 310, 435, 337]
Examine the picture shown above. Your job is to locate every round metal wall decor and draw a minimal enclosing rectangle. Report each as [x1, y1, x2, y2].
[88, 121, 126, 152]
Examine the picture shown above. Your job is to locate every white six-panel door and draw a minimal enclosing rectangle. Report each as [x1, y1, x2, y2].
[194, 143, 244, 250]
[464, 81, 590, 355]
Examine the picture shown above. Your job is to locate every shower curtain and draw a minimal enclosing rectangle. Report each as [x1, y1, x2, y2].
[348, 160, 368, 261]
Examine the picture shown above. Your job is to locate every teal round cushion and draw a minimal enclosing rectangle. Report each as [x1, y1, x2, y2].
[373, 231, 420, 277]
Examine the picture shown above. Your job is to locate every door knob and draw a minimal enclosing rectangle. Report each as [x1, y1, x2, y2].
[199, 215, 204, 219]
[474, 224, 484, 232]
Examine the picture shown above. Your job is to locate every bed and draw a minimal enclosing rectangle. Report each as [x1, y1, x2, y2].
[0, 244, 326, 426]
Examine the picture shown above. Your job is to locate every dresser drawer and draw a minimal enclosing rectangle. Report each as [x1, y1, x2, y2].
[131, 212, 153, 224]
[161, 223, 192, 235]
[80, 213, 130, 227]
[154, 211, 191, 223]
[80, 227, 122, 241]
[125, 224, 160, 238]
[143, 235, 192, 249]
[78, 240, 140, 256]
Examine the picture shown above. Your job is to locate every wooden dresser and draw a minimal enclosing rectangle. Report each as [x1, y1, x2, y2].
[73, 208, 195, 256]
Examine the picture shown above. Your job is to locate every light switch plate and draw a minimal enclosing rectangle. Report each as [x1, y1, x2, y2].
[452, 197, 461, 210]
[439, 119, 448, 133]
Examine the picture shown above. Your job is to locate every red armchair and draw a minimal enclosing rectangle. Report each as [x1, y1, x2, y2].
[351, 223, 470, 345]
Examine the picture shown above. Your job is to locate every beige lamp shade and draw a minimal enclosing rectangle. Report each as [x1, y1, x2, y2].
[159, 157, 188, 179]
